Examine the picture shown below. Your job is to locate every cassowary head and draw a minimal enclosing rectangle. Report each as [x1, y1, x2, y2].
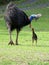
[35, 13, 42, 21]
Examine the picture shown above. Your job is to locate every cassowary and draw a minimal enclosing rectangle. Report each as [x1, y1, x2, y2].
[4, 2, 41, 45]
[32, 28, 37, 45]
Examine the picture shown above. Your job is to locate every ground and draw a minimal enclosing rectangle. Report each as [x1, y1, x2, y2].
[0, 31, 49, 65]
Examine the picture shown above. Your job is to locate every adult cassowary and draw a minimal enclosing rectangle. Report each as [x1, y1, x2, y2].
[4, 2, 41, 45]
[4, 2, 31, 45]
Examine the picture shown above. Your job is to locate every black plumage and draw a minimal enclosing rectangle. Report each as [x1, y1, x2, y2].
[4, 2, 31, 45]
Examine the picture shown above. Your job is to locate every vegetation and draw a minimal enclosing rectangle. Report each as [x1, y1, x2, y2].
[35, 0, 49, 4]
[0, 0, 49, 5]
[0, 0, 26, 5]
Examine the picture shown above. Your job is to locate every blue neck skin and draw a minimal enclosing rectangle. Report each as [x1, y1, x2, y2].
[29, 15, 36, 22]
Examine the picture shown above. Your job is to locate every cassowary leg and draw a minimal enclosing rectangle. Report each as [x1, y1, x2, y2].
[32, 38, 34, 45]
[29, 23, 32, 29]
[36, 40, 37, 46]
[8, 29, 14, 45]
[16, 30, 20, 45]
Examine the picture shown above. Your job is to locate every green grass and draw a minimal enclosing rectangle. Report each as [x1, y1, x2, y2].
[0, 7, 49, 65]
[35, 0, 49, 5]
[15, 0, 49, 8]
[0, 31, 49, 65]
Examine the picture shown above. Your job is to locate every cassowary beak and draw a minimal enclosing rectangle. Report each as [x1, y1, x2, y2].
[35, 14, 42, 21]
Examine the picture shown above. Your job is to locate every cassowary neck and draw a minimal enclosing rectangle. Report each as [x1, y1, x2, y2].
[30, 19, 33, 22]
[29, 18, 33, 22]
[29, 15, 36, 22]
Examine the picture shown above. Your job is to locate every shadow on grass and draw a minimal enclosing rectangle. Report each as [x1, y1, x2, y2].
[36, 45, 49, 47]
[18, 43, 49, 47]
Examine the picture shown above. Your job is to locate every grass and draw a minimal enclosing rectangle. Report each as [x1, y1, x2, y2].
[15, 0, 49, 8]
[0, 31, 49, 65]
[0, 7, 49, 65]
[35, 0, 49, 5]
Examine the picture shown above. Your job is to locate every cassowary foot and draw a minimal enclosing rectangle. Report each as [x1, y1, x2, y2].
[8, 41, 14, 45]
[16, 42, 18, 45]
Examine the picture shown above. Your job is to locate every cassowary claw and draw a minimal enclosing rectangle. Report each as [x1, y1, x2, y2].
[8, 41, 14, 45]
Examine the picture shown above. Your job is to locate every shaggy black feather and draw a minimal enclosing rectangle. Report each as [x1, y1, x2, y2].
[4, 2, 30, 31]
